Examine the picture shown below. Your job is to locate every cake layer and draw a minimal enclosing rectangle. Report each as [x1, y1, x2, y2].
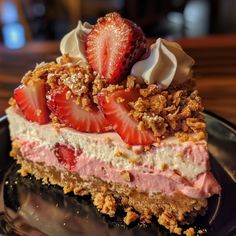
[6, 107, 221, 199]
[7, 107, 209, 179]
[14, 139, 219, 199]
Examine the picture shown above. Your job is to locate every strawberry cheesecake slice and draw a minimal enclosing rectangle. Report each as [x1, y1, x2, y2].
[6, 12, 221, 235]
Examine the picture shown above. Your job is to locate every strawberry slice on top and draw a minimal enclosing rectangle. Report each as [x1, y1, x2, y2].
[47, 87, 109, 133]
[86, 12, 147, 84]
[14, 80, 50, 124]
[98, 88, 155, 145]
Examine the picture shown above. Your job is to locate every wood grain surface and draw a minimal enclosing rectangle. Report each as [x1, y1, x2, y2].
[1, 35, 236, 125]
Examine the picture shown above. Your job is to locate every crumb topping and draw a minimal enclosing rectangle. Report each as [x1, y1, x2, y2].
[20, 53, 206, 143]
[126, 75, 137, 88]
[8, 97, 16, 107]
[22, 55, 108, 111]
[128, 80, 206, 141]
[49, 113, 64, 133]
[21, 61, 60, 86]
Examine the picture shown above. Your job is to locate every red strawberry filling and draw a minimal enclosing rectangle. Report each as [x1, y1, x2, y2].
[54, 143, 79, 171]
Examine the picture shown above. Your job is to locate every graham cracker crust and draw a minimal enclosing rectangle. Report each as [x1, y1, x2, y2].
[11, 143, 207, 235]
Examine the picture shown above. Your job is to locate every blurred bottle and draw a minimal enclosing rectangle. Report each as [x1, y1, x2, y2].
[184, 0, 210, 37]
[0, 0, 31, 49]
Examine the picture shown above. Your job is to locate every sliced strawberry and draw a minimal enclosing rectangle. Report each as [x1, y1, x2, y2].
[47, 87, 109, 133]
[98, 88, 155, 145]
[54, 143, 78, 171]
[86, 12, 147, 84]
[14, 80, 50, 124]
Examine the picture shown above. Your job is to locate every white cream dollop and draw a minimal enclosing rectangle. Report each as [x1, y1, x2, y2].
[131, 38, 194, 89]
[59, 21, 92, 63]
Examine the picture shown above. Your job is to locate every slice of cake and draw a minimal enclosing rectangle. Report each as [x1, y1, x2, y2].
[6, 12, 221, 234]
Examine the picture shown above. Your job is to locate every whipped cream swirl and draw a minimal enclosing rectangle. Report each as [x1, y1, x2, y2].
[131, 38, 194, 89]
[59, 21, 92, 63]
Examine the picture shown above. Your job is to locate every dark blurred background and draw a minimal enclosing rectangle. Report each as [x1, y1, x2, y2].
[1, 0, 236, 49]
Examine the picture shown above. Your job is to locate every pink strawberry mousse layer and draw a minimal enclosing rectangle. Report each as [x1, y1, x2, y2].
[19, 140, 221, 199]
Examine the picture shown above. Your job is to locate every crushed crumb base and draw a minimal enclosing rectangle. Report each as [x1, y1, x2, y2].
[93, 192, 116, 217]
[12, 144, 207, 235]
[124, 207, 139, 225]
[183, 227, 195, 236]
[158, 212, 182, 235]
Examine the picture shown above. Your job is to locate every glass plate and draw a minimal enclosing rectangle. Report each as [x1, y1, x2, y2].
[0, 112, 236, 236]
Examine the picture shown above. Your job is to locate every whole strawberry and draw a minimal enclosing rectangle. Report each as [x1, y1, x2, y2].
[86, 12, 147, 84]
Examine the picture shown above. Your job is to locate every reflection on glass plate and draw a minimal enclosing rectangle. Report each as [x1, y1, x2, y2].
[0, 112, 236, 236]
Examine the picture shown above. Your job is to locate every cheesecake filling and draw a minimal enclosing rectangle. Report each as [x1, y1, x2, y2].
[7, 107, 221, 199]
[7, 107, 208, 179]
[17, 139, 220, 199]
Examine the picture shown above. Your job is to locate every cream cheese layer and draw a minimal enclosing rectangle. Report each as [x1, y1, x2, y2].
[6, 107, 221, 198]
[18, 139, 221, 199]
[7, 107, 209, 179]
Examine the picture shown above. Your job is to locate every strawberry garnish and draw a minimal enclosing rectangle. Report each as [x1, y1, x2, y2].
[86, 12, 147, 84]
[47, 87, 109, 133]
[54, 143, 78, 171]
[98, 88, 155, 145]
[14, 80, 50, 124]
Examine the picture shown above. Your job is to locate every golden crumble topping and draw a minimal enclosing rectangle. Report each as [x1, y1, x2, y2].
[140, 84, 161, 97]
[21, 55, 108, 111]
[8, 97, 16, 107]
[20, 54, 206, 143]
[49, 114, 64, 134]
[128, 80, 206, 142]
[105, 84, 124, 93]
[21, 61, 60, 85]
[126, 75, 137, 88]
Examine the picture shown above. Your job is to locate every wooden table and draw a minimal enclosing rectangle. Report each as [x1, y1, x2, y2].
[1, 35, 236, 125]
